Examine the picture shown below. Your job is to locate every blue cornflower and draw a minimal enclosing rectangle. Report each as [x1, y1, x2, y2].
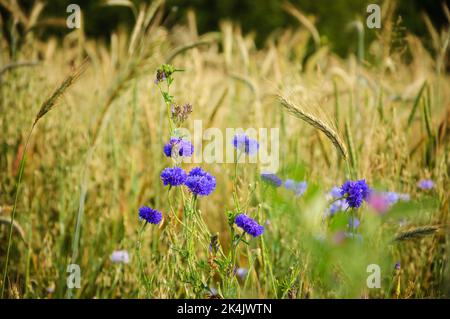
[232, 134, 259, 155]
[340, 179, 370, 208]
[284, 179, 296, 190]
[160, 166, 187, 187]
[260, 172, 282, 187]
[163, 138, 194, 158]
[236, 268, 248, 279]
[185, 167, 216, 196]
[348, 216, 360, 229]
[418, 179, 434, 190]
[385, 192, 399, 205]
[138, 206, 163, 224]
[284, 179, 307, 196]
[110, 250, 130, 264]
[235, 214, 264, 237]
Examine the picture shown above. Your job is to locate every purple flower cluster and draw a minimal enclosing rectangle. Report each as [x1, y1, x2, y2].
[284, 179, 307, 197]
[163, 137, 194, 158]
[340, 179, 370, 208]
[235, 214, 264, 237]
[260, 172, 282, 187]
[232, 134, 259, 155]
[139, 206, 163, 224]
[160, 166, 187, 186]
[185, 167, 216, 196]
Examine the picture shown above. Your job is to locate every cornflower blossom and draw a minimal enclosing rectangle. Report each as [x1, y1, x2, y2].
[163, 137, 194, 158]
[235, 214, 264, 237]
[138, 206, 163, 225]
[232, 134, 259, 155]
[185, 167, 216, 196]
[340, 179, 370, 208]
[160, 166, 187, 187]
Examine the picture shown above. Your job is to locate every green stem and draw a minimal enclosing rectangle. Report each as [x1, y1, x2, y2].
[1, 124, 34, 298]
[136, 221, 152, 296]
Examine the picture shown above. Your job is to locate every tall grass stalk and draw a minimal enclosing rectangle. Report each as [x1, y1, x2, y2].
[1, 61, 87, 298]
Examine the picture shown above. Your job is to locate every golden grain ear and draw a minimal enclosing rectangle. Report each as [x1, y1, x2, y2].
[394, 225, 442, 241]
[34, 58, 89, 125]
[278, 95, 348, 160]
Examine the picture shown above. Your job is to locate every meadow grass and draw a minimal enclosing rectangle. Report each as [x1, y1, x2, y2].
[0, 1, 448, 299]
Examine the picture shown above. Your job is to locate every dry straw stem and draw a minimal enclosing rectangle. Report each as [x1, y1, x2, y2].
[278, 95, 348, 160]
[394, 225, 442, 241]
[0, 61, 40, 79]
[165, 35, 220, 64]
[34, 59, 89, 125]
[283, 2, 320, 47]
[0, 216, 26, 244]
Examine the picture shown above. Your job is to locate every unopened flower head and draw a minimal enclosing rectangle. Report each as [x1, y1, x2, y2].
[155, 64, 175, 84]
[171, 103, 193, 124]
[160, 166, 187, 187]
[340, 179, 370, 208]
[235, 214, 264, 237]
[138, 206, 163, 224]
[155, 70, 166, 84]
[185, 167, 216, 196]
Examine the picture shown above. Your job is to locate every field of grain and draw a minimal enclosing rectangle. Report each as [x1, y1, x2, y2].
[0, 1, 448, 299]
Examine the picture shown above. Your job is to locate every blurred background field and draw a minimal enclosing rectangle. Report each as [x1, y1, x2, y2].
[0, 0, 449, 298]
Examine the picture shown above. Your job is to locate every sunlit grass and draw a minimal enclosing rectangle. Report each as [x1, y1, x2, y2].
[0, 1, 448, 299]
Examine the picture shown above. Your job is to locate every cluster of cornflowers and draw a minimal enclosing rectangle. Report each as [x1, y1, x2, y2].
[323, 179, 370, 238]
[229, 134, 309, 237]
[324, 179, 415, 242]
[138, 65, 216, 226]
